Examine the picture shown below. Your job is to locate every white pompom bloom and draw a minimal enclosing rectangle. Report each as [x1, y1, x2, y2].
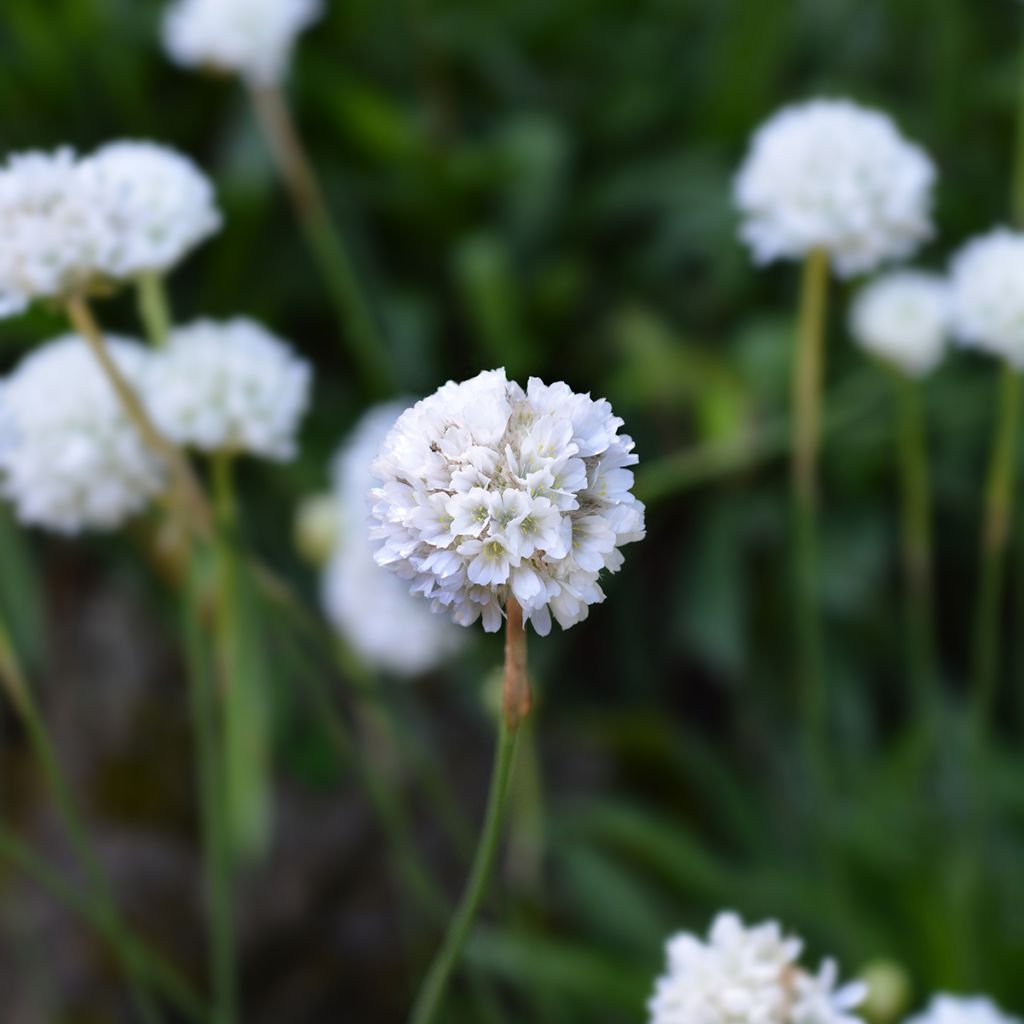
[148, 318, 311, 461]
[734, 99, 935, 277]
[322, 403, 466, 677]
[905, 996, 1021, 1024]
[949, 229, 1024, 366]
[649, 912, 866, 1024]
[369, 369, 646, 636]
[850, 271, 949, 377]
[0, 336, 164, 533]
[78, 141, 221, 278]
[162, 0, 323, 85]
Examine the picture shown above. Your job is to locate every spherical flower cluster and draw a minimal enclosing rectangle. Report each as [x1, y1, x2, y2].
[905, 996, 1021, 1024]
[648, 912, 866, 1024]
[0, 143, 220, 318]
[734, 99, 935, 277]
[77, 141, 221, 278]
[147, 318, 311, 461]
[322, 403, 465, 676]
[0, 336, 165, 533]
[369, 369, 646, 635]
[850, 271, 950, 377]
[162, 0, 323, 85]
[949, 229, 1024, 366]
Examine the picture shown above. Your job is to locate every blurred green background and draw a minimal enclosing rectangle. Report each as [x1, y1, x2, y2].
[1, 0, 1024, 1021]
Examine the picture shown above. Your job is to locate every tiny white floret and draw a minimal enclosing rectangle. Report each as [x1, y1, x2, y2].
[904, 995, 1021, 1024]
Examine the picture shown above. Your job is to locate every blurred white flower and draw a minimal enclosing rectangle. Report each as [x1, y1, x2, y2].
[0, 336, 164, 533]
[162, 0, 323, 85]
[905, 996, 1021, 1024]
[78, 141, 221, 278]
[649, 912, 866, 1024]
[148, 318, 311, 460]
[850, 271, 949, 377]
[734, 99, 935, 277]
[322, 402, 465, 677]
[369, 369, 646, 636]
[949, 228, 1024, 366]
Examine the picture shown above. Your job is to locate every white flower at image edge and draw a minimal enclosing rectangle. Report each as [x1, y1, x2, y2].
[0, 336, 164, 534]
[949, 228, 1024, 366]
[369, 369, 646, 635]
[904, 996, 1022, 1024]
[648, 912, 867, 1024]
[162, 0, 323, 85]
[850, 271, 949, 377]
[322, 403, 465, 677]
[734, 98, 935, 277]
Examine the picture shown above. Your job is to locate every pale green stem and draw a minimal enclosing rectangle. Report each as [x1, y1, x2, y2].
[137, 273, 171, 348]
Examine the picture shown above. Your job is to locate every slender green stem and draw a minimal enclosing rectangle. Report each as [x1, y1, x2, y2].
[137, 273, 172, 348]
[972, 363, 1021, 733]
[183, 551, 239, 1024]
[407, 600, 529, 1024]
[248, 84, 393, 397]
[790, 249, 830, 754]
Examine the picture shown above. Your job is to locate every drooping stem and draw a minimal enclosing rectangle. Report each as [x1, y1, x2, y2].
[65, 295, 211, 539]
[790, 248, 830, 752]
[972, 362, 1021, 732]
[137, 273, 172, 348]
[896, 374, 936, 713]
[248, 84, 393, 397]
[407, 599, 529, 1024]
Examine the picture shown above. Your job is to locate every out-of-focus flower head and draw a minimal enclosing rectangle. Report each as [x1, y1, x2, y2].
[648, 912, 866, 1024]
[734, 99, 935, 277]
[950, 229, 1024, 366]
[0, 335, 164, 533]
[148, 317, 311, 461]
[369, 369, 646, 635]
[322, 401, 466, 676]
[904, 996, 1021, 1024]
[162, 0, 323, 85]
[78, 140, 221, 279]
[850, 271, 949, 377]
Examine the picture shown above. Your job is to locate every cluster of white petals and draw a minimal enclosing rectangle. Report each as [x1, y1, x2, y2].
[734, 99, 935, 277]
[322, 403, 465, 676]
[0, 143, 220, 318]
[163, 0, 322, 85]
[905, 996, 1021, 1024]
[949, 229, 1024, 366]
[0, 336, 164, 533]
[850, 271, 949, 377]
[148, 318, 311, 461]
[369, 369, 645, 635]
[649, 912, 866, 1024]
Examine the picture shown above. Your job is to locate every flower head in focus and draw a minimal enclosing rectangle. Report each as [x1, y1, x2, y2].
[949, 229, 1024, 366]
[0, 336, 164, 533]
[734, 99, 935, 277]
[78, 141, 222, 278]
[369, 369, 646, 635]
[148, 318, 311, 461]
[162, 0, 323, 85]
[905, 996, 1021, 1024]
[850, 271, 949, 377]
[321, 402, 466, 677]
[648, 912, 866, 1024]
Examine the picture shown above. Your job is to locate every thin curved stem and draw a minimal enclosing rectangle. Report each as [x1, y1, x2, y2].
[407, 600, 529, 1024]
[137, 273, 172, 348]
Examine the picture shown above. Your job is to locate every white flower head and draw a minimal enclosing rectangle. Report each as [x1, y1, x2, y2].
[369, 369, 646, 636]
[0, 336, 165, 533]
[322, 402, 466, 677]
[148, 318, 311, 461]
[905, 996, 1021, 1024]
[162, 0, 323, 85]
[78, 141, 221, 278]
[734, 99, 935, 277]
[850, 271, 949, 377]
[649, 912, 866, 1024]
[949, 228, 1024, 366]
